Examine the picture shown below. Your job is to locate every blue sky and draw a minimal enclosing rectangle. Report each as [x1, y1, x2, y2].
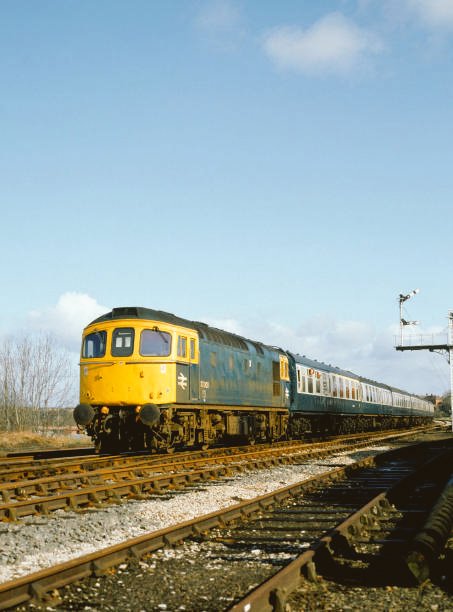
[1, 0, 453, 396]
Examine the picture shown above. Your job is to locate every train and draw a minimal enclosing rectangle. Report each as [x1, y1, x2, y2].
[73, 306, 434, 452]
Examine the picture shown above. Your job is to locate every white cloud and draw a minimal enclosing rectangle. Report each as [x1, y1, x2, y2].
[262, 12, 383, 75]
[406, 0, 453, 29]
[28, 292, 108, 351]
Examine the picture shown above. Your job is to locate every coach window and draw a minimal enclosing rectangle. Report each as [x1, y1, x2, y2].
[320, 374, 326, 395]
[315, 373, 321, 394]
[82, 331, 107, 358]
[140, 329, 172, 356]
[177, 336, 187, 358]
[331, 376, 337, 397]
[111, 328, 134, 357]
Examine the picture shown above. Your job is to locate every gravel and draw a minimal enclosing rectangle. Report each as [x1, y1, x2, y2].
[0, 445, 390, 584]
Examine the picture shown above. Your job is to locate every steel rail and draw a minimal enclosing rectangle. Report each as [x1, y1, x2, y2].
[0, 439, 312, 482]
[0, 426, 433, 480]
[0, 426, 431, 485]
[0, 428, 428, 520]
[0, 437, 448, 610]
[0, 428, 408, 499]
[229, 444, 453, 612]
[0, 450, 382, 610]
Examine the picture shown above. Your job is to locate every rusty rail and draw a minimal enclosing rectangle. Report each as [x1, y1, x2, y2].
[0, 428, 429, 521]
[0, 449, 380, 610]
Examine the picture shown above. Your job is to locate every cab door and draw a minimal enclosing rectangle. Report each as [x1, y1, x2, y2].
[189, 337, 199, 400]
[272, 355, 290, 407]
[176, 335, 190, 403]
[175, 334, 199, 403]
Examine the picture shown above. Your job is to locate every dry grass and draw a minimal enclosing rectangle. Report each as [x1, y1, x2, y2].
[0, 430, 92, 454]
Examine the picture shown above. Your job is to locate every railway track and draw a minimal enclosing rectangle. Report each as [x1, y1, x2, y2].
[4, 447, 95, 461]
[0, 428, 430, 521]
[0, 431, 451, 610]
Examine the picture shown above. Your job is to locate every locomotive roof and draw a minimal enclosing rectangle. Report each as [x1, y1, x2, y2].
[88, 307, 280, 355]
[88, 307, 427, 401]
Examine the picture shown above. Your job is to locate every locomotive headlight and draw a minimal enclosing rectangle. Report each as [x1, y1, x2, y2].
[100, 406, 109, 415]
[135, 406, 142, 414]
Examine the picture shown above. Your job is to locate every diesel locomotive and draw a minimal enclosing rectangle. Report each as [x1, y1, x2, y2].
[73, 307, 434, 452]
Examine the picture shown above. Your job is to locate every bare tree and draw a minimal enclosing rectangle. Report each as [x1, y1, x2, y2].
[0, 333, 75, 432]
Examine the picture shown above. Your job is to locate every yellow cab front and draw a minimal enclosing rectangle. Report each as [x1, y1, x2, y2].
[79, 318, 194, 407]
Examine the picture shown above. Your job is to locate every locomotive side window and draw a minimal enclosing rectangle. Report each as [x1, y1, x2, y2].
[112, 328, 134, 357]
[82, 331, 107, 358]
[177, 336, 187, 358]
[190, 338, 196, 360]
[140, 329, 172, 356]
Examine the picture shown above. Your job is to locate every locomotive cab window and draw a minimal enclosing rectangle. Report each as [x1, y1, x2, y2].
[112, 328, 135, 357]
[82, 331, 107, 358]
[140, 329, 172, 356]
